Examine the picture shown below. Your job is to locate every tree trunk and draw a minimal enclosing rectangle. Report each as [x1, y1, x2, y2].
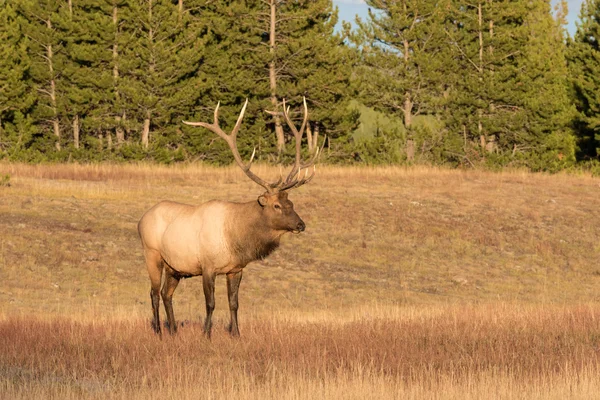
[478, 3, 483, 77]
[406, 141, 415, 162]
[404, 92, 414, 161]
[404, 93, 413, 128]
[401, 35, 415, 162]
[113, 2, 125, 145]
[478, 2, 485, 151]
[46, 19, 61, 151]
[306, 123, 319, 153]
[313, 125, 320, 152]
[485, 135, 496, 153]
[143, 0, 154, 149]
[488, 0, 496, 142]
[73, 115, 80, 149]
[269, 0, 285, 156]
[116, 115, 125, 144]
[142, 115, 150, 148]
[306, 123, 313, 152]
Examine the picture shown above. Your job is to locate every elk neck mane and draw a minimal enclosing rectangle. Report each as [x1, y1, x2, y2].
[224, 200, 283, 265]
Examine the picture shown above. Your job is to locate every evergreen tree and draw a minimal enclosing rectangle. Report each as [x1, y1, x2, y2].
[180, 0, 267, 163]
[184, 0, 356, 163]
[18, 0, 69, 152]
[0, 0, 36, 156]
[567, 0, 600, 159]
[352, 0, 451, 162]
[119, 0, 207, 152]
[269, 1, 358, 156]
[259, 0, 358, 156]
[444, 0, 574, 169]
[444, 0, 529, 163]
[60, 0, 116, 151]
[517, 0, 575, 169]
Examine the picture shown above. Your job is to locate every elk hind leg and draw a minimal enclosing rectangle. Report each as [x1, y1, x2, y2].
[226, 270, 243, 337]
[161, 266, 181, 335]
[145, 249, 164, 335]
[202, 272, 216, 338]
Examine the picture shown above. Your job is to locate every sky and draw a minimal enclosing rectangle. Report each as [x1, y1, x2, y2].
[333, 0, 585, 36]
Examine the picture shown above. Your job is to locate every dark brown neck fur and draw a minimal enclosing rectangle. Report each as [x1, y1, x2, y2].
[225, 201, 283, 266]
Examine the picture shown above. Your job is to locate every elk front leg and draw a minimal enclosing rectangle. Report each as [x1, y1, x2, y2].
[226, 270, 243, 337]
[202, 272, 216, 338]
[161, 266, 181, 335]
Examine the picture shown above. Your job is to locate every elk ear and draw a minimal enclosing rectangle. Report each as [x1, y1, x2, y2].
[257, 195, 268, 207]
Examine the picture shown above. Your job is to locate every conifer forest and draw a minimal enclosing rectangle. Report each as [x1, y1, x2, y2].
[1, 0, 599, 171]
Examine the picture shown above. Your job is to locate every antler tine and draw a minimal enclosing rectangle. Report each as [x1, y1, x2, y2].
[230, 98, 249, 140]
[184, 99, 278, 193]
[278, 134, 325, 192]
[213, 101, 221, 125]
[281, 97, 309, 184]
[278, 165, 317, 192]
[299, 135, 326, 170]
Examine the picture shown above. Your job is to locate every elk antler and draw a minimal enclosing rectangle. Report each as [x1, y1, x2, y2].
[183, 99, 280, 193]
[266, 97, 325, 191]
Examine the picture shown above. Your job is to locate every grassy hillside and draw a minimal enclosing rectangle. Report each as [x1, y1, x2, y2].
[1, 163, 599, 398]
[1, 163, 599, 317]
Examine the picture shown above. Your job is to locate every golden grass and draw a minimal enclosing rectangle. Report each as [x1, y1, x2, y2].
[2, 304, 600, 399]
[1, 162, 600, 398]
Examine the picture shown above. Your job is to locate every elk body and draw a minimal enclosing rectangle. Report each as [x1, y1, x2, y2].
[138, 99, 320, 337]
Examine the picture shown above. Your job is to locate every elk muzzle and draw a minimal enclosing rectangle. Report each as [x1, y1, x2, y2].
[293, 219, 306, 234]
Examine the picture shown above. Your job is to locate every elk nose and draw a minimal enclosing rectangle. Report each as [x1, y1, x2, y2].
[296, 221, 306, 232]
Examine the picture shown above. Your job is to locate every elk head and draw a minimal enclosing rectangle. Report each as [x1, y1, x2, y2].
[183, 98, 323, 234]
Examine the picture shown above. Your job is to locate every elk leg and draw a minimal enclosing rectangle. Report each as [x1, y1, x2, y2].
[151, 287, 161, 335]
[226, 270, 243, 337]
[145, 249, 164, 335]
[161, 266, 181, 335]
[202, 272, 216, 338]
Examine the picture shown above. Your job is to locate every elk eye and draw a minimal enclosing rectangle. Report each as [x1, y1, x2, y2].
[274, 204, 281, 210]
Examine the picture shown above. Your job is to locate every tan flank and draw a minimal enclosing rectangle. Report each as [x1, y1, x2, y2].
[138, 99, 321, 338]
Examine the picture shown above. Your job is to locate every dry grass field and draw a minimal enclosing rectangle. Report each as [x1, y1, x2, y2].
[1, 162, 599, 398]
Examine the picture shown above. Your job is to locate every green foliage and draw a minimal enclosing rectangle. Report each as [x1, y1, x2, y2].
[567, 0, 600, 160]
[351, 100, 406, 142]
[434, 0, 576, 170]
[576, 159, 600, 176]
[349, 0, 467, 165]
[347, 101, 462, 165]
[0, 0, 36, 153]
[0, 0, 592, 171]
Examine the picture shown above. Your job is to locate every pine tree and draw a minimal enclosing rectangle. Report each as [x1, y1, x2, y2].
[269, 1, 358, 156]
[18, 0, 69, 152]
[567, 0, 600, 159]
[174, 0, 273, 164]
[352, 0, 451, 162]
[0, 0, 36, 156]
[119, 0, 207, 152]
[443, 0, 574, 169]
[60, 0, 115, 151]
[183, 0, 356, 163]
[516, 0, 575, 169]
[444, 0, 529, 163]
[249, 0, 357, 157]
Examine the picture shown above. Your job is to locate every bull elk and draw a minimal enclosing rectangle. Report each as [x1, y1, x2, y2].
[138, 98, 321, 338]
